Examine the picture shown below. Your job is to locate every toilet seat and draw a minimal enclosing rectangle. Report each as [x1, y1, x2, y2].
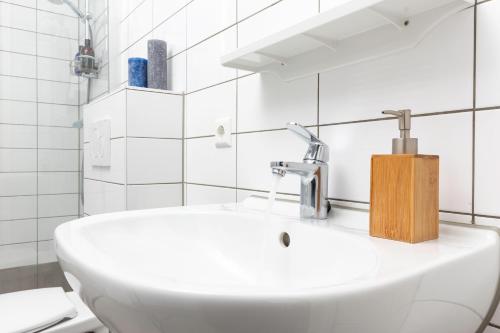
[0, 288, 107, 333]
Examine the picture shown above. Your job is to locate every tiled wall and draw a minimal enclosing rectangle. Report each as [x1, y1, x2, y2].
[82, 86, 183, 215]
[112, 0, 500, 329]
[0, 0, 80, 274]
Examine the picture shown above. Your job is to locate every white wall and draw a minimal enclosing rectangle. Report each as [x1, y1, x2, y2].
[111, 0, 499, 329]
[0, 0, 80, 270]
[82, 86, 183, 215]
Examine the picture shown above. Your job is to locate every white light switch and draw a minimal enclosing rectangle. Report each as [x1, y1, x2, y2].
[214, 117, 232, 148]
[90, 119, 111, 167]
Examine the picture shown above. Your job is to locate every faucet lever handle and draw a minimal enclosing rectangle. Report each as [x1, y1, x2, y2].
[286, 122, 329, 163]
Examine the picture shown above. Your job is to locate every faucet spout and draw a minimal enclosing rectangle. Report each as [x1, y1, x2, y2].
[269, 123, 330, 219]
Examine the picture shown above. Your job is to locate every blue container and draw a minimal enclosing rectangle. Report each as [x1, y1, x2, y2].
[128, 57, 148, 87]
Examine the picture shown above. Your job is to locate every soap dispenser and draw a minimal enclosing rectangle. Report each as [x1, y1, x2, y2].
[369, 110, 439, 243]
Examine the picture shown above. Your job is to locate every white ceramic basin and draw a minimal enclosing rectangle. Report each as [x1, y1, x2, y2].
[55, 197, 500, 333]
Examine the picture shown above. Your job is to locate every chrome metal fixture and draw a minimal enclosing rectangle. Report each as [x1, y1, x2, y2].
[382, 109, 418, 154]
[48, 0, 99, 78]
[270, 122, 330, 219]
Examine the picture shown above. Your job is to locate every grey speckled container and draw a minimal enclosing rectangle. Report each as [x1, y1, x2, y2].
[147, 39, 168, 90]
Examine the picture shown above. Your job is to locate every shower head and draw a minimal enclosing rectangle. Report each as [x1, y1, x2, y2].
[47, 0, 85, 19]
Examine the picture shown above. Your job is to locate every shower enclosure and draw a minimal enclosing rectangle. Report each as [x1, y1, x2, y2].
[0, 0, 109, 294]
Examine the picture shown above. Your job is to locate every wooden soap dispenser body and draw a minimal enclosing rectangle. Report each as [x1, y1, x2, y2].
[369, 110, 439, 244]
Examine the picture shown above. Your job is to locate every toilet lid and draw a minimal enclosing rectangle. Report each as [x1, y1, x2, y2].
[0, 287, 77, 333]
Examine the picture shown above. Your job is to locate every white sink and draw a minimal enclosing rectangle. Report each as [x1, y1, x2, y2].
[55, 197, 500, 333]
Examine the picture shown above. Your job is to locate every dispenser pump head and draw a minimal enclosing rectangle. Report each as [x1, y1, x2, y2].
[382, 109, 418, 154]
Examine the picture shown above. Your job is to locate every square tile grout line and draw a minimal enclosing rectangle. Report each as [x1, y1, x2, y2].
[235, 1, 240, 204]
[471, 0, 478, 224]
[183, 4, 188, 205]
[35, 0, 39, 288]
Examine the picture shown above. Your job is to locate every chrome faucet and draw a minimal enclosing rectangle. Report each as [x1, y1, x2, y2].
[270, 122, 330, 219]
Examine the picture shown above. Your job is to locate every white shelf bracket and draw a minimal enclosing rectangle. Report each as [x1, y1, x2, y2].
[301, 33, 338, 52]
[254, 51, 288, 66]
[368, 7, 407, 30]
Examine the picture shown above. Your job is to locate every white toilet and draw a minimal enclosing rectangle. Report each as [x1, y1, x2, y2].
[0, 287, 108, 333]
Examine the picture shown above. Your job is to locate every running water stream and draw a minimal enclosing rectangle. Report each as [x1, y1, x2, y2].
[267, 173, 282, 214]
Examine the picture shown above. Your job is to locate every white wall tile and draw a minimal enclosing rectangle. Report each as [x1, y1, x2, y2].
[84, 139, 125, 184]
[186, 27, 236, 92]
[491, 303, 500, 327]
[0, 26, 36, 55]
[89, 64, 110, 100]
[122, 0, 152, 49]
[0, 149, 36, 172]
[320, 121, 395, 202]
[484, 326, 500, 333]
[38, 194, 79, 217]
[237, 129, 314, 193]
[119, 33, 151, 83]
[38, 172, 79, 195]
[38, 215, 75, 241]
[0, 51, 36, 78]
[38, 149, 79, 171]
[89, 0, 108, 19]
[0, 196, 37, 220]
[0, 76, 36, 101]
[320, 113, 472, 212]
[152, 0, 188, 27]
[237, 0, 317, 46]
[0, 124, 37, 148]
[236, 188, 297, 203]
[38, 0, 78, 16]
[476, 0, 500, 108]
[37, 57, 76, 83]
[38, 103, 79, 127]
[37, 240, 57, 264]
[0, 173, 37, 196]
[83, 89, 126, 141]
[0, 242, 37, 269]
[475, 217, 500, 229]
[127, 138, 182, 184]
[185, 80, 236, 137]
[120, 0, 145, 21]
[38, 81, 78, 105]
[127, 89, 183, 138]
[1, 0, 35, 8]
[167, 51, 186, 91]
[0, 2, 36, 31]
[413, 113, 473, 213]
[186, 0, 236, 48]
[237, 0, 278, 20]
[37, 11, 78, 39]
[37, 34, 78, 60]
[84, 179, 125, 215]
[319, 8, 474, 124]
[476, 109, 500, 216]
[186, 184, 235, 205]
[152, 7, 186, 57]
[186, 136, 235, 187]
[0, 100, 37, 125]
[0, 219, 36, 245]
[92, 10, 109, 45]
[127, 184, 182, 209]
[38, 127, 79, 149]
[237, 73, 317, 132]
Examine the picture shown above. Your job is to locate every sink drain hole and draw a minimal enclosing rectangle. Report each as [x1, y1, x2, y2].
[279, 232, 290, 248]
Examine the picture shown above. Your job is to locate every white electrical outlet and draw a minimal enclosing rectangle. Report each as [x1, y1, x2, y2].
[214, 117, 232, 148]
[90, 119, 111, 167]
